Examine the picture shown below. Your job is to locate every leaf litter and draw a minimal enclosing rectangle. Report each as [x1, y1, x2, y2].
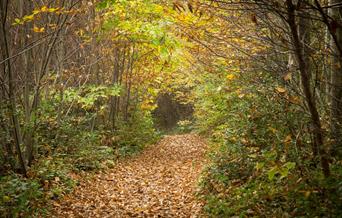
[51, 134, 208, 217]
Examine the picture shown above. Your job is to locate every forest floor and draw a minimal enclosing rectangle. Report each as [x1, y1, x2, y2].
[50, 134, 208, 217]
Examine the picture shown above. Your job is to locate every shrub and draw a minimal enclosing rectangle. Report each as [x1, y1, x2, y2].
[0, 175, 43, 217]
[194, 69, 342, 217]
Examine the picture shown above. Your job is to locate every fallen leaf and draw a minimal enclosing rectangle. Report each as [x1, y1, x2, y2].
[275, 86, 286, 93]
[33, 26, 45, 33]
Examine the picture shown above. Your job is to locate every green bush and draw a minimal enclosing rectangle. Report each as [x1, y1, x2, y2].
[0, 175, 43, 217]
[116, 110, 160, 149]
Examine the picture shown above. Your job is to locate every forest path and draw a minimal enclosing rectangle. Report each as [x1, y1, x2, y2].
[52, 134, 208, 217]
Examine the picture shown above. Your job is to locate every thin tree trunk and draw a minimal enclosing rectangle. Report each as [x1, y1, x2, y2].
[286, 0, 330, 177]
[110, 47, 120, 129]
[0, 0, 27, 176]
[298, 6, 320, 158]
[19, 0, 35, 166]
[329, 0, 342, 159]
[125, 45, 136, 121]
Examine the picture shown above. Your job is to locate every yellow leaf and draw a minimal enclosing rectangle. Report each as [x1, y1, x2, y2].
[78, 29, 84, 36]
[41, 6, 48, 12]
[48, 7, 59, 13]
[23, 14, 35, 22]
[33, 26, 45, 33]
[226, 74, 235, 80]
[275, 86, 286, 93]
[32, 9, 40, 15]
[48, 23, 57, 29]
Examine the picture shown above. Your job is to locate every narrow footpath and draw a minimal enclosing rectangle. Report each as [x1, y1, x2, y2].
[52, 134, 208, 217]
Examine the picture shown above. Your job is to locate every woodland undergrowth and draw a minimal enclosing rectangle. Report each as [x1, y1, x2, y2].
[193, 68, 342, 217]
[0, 98, 159, 217]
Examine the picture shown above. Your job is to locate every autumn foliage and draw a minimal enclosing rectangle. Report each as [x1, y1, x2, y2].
[0, 0, 341, 217]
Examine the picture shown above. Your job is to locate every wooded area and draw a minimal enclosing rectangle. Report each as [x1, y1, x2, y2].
[0, 0, 341, 217]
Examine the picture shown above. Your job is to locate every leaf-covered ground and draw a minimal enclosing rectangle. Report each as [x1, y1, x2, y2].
[51, 134, 207, 217]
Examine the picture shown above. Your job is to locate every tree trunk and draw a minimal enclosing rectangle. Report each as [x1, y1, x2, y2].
[19, 0, 35, 166]
[330, 0, 342, 159]
[286, 0, 330, 177]
[0, 0, 27, 176]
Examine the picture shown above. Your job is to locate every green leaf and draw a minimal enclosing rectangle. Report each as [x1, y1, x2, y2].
[279, 168, 289, 179]
[255, 162, 264, 170]
[13, 18, 22, 25]
[268, 166, 278, 181]
[107, 85, 121, 96]
[284, 162, 296, 170]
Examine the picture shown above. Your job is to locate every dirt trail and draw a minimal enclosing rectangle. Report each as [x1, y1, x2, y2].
[52, 134, 208, 217]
